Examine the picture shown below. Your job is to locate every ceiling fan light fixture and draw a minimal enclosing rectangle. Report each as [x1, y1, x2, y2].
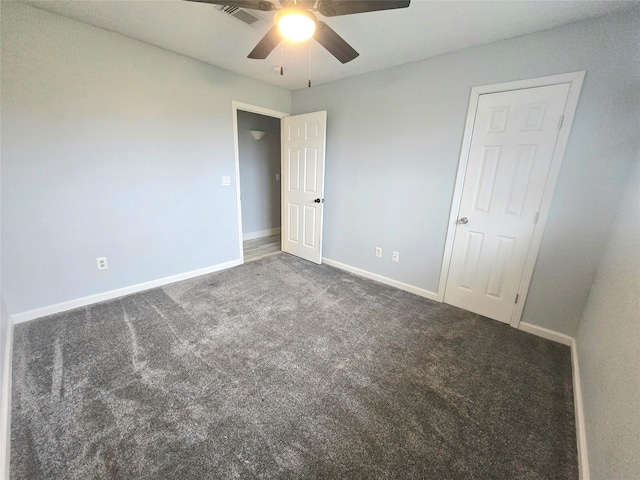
[276, 9, 316, 42]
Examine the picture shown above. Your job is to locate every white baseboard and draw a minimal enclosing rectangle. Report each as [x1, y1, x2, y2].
[0, 319, 14, 479]
[518, 322, 573, 346]
[243, 227, 281, 241]
[571, 339, 590, 480]
[322, 258, 439, 302]
[12, 259, 242, 324]
[518, 322, 589, 479]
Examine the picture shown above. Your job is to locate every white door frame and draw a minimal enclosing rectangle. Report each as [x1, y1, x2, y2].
[232, 101, 289, 264]
[436, 71, 585, 328]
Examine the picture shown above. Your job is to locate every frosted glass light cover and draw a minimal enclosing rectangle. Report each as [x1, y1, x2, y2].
[277, 12, 316, 42]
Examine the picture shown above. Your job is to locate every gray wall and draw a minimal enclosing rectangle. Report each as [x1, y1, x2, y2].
[237, 111, 281, 237]
[0, 302, 8, 392]
[292, 9, 640, 336]
[0, 2, 291, 314]
[575, 159, 639, 480]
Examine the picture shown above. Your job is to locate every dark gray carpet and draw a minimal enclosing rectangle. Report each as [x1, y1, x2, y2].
[11, 253, 577, 479]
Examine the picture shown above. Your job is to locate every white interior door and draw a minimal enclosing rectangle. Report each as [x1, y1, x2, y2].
[444, 84, 570, 323]
[282, 111, 327, 264]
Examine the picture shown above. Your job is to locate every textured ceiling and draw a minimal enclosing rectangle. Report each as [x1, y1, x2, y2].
[25, 0, 638, 90]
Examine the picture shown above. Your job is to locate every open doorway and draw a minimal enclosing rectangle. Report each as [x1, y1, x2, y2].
[234, 104, 286, 263]
[232, 102, 327, 265]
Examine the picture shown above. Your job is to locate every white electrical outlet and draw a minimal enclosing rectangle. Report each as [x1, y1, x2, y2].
[375, 247, 382, 258]
[96, 257, 108, 270]
[392, 251, 400, 262]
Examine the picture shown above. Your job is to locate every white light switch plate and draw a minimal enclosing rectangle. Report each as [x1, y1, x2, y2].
[222, 176, 231, 186]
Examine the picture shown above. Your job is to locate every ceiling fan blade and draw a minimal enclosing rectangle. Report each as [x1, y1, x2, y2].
[248, 25, 282, 59]
[278, 0, 315, 7]
[184, 0, 277, 11]
[314, 21, 359, 64]
[317, 0, 410, 17]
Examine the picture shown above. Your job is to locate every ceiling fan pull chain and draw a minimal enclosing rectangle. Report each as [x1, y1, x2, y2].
[308, 41, 312, 88]
[280, 44, 284, 75]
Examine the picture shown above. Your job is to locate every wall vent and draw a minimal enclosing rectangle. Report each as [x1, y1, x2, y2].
[215, 5, 263, 27]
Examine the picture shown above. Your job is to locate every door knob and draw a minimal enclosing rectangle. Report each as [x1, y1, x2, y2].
[458, 217, 469, 224]
[314, 198, 322, 203]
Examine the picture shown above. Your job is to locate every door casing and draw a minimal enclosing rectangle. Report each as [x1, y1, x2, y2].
[232, 101, 289, 264]
[436, 71, 585, 328]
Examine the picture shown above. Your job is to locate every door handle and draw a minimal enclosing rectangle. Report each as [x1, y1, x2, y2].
[458, 217, 469, 224]
[314, 198, 322, 203]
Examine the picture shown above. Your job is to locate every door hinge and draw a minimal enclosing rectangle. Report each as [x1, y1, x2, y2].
[533, 212, 539, 224]
[515, 293, 520, 304]
[558, 114, 564, 130]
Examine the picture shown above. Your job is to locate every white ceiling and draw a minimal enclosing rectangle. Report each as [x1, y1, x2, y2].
[25, 0, 638, 91]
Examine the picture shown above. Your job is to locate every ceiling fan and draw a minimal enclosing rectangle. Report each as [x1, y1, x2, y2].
[186, 0, 411, 64]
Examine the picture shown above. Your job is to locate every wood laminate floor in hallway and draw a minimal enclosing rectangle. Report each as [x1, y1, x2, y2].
[243, 234, 281, 262]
